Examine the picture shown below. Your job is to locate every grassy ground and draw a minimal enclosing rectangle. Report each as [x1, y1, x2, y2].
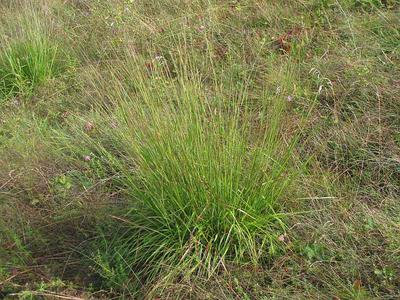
[0, 0, 399, 299]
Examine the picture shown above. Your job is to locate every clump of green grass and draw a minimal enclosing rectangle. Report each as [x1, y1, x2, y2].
[0, 2, 69, 102]
[55, 54, 304, 294]
[0, 35, 62, 100]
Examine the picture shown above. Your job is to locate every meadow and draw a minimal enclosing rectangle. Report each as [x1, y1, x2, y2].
[0, 0, 399, 299]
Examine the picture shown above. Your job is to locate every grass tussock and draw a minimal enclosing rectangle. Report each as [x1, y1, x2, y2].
[64, 58, 302, 293]
[0, 4, 68, 101]
[0, 36, 60, 99]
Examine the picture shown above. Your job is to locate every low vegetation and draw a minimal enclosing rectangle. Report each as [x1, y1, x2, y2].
[1, 0, 399, 299]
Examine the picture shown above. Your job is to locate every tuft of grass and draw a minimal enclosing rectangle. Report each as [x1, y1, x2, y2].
[55, 53, 304, 294]
[0, 36, 62, 100]
[0, 3, 70, 102]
